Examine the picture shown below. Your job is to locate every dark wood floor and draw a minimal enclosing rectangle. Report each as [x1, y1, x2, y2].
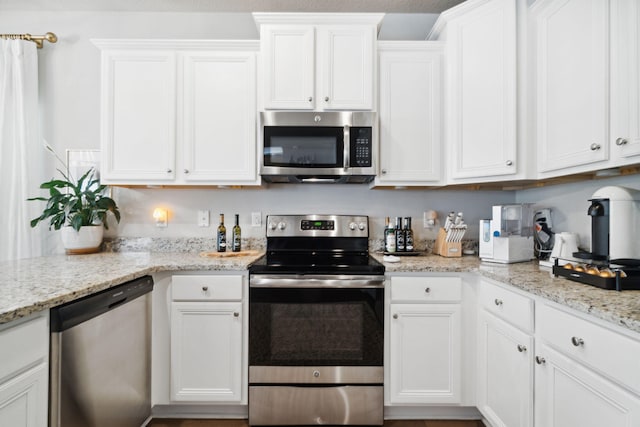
[147, 419, 485, 427]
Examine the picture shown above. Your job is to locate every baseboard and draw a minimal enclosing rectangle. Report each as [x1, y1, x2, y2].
[384, 405, 483, 420]
[151, 404, 248, 419]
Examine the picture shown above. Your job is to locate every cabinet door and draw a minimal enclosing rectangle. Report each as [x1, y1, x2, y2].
[181, 52, 258, 184]
[447, 0, 517, 180]
[535, 343, 640, 427]
[378, 43, 443, 185]
[611, 0, 640, 162]
[262, 25, 315, 110]
[100, 50, 176, 183]
[0, 363, 48, 427]
[388, 303, 461, 404]
[534, 0, 609, 173]
[170, 302, 243, 402]
[477, 310, 533, 427]
[318, 25, 375, 110]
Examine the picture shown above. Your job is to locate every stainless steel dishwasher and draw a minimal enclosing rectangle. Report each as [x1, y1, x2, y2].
[49, 275, 153, 427]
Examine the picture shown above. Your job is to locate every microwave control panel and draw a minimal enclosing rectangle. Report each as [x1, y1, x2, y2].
[350, 127, 373, 167]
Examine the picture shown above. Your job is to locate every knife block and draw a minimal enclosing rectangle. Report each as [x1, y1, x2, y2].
[434, 228, 462, 257]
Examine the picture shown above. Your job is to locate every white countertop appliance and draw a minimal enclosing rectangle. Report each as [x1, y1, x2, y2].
[480, 204, 535, 264]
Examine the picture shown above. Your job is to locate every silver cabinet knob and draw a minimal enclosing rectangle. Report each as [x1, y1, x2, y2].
[425, 287, 431, 293]
[571, 336, 584, 347]
[590, 143, 601, 151]
[494, 299, 503, 306]
[202, 286, 209, 291]
[324, 96, 329, 102]
[184, 169, 189, 174]
[506, 160, 513, 166]
[233, 312, 240, 317]
[313, 370, 320, 378]
[167, 169, 172, 173]
[616, 137, 628, 146]
[535, 356, 546, 365]
[308, 96, 313, 102]
[393, 314, 398, 319]
[381, 169, 387, 175]
[517, 344, 527, 353]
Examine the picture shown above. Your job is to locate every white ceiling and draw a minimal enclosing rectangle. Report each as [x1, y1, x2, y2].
[0, 0, 465, 13]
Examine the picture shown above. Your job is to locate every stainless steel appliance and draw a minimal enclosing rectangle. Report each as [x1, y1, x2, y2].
[248, 215, 385, 426]
[259, 111, 377, 183]
[49, 275, 153, 427]
[479, 204, 535, 263]
[553, 186, 640, 291]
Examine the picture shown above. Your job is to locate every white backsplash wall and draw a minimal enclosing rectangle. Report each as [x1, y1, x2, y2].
[107, 185, 515, 245]
[515, 175, 640, 253]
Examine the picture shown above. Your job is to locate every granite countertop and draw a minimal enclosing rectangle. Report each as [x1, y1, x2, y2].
[0, 251, 264, 325]
[2, 251, 639, 336]
[372, 252, 640, 334]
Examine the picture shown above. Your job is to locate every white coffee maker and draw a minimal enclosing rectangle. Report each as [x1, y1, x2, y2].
[480, 204, 535, 263]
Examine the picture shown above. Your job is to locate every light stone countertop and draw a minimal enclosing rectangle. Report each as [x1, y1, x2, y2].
[372, 252, 640, 334]
[0, 251, 263, 325]
[2, 251, 639, 336]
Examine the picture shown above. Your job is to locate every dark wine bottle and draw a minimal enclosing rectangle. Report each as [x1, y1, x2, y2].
[232, 214, 241, 252]
[404, 217, 414, 252]
[216, 213, 227, 252]
[395, 216, 405, 252]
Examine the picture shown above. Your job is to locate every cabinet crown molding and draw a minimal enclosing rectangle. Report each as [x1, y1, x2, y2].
[252, 12, 384, 30]
[91, 39, 260, 51]
[427, 0, 493, 40]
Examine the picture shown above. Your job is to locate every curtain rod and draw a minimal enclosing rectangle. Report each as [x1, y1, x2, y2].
[0, 32, 57, 48]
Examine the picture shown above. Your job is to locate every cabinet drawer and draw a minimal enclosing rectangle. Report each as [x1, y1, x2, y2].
[538, 304, 640, 395]
[172, 275, 243, 301]
[0, 314, 48, 382]
[390, 276, 462, 302]
[478, 280, 534, 333]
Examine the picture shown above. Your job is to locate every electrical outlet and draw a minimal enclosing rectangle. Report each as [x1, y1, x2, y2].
[423, 210, 437, 228]
[198, 210, 210, 227]
[251, 212, 262, 227]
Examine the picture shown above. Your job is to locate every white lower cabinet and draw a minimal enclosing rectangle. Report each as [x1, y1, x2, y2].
[170, 275, 245, 403]
[0, 313, 49, 427]
[477, 279, 534, 427]
[387, 276, 462, 404]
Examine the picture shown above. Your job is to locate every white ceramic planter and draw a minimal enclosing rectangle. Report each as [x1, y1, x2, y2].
[60, 225, 104, 254]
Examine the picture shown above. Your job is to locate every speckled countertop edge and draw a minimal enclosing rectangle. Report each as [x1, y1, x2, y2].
[372, 253, 640, 334]
[2, 251, 639, 335]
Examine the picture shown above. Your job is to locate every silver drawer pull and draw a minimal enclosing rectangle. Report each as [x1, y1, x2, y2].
[571, 336, 584, 347]
[615, 137, 628, 146]
[202, 286, 209, 291]
[393, 314, 398, 319]
[425, 287, 431, 293]
[313, 370, 320, 378]
[517, 344, 527, 353]
[494, 299, 503, 306]
[535, 356, 546, 365]
[590, 143, 601, 151]
[233, 312, 240, 317]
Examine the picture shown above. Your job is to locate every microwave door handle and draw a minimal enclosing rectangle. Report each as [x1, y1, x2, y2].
[343, 125, 350, 171]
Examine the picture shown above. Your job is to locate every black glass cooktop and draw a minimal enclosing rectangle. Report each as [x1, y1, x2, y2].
[249, 251, 384, 275]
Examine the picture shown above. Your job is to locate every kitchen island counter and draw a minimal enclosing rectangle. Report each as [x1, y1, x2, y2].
[0, 251, 264, 325]
[373, 253, 640, 334]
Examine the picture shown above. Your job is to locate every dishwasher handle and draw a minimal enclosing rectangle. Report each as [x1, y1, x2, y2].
[50, 275, 154, 332]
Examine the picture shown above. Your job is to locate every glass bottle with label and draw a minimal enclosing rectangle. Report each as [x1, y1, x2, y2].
[385, 217, 396, 253]
[232, 214, 242, 252]
[395, 217, 405, 252]
[216, 213, 227, 252]
[404, 217, 414, 252]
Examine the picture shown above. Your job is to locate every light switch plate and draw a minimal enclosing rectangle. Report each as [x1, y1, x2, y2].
[251, 212, 262, 227]
[198, 210, 210, 227]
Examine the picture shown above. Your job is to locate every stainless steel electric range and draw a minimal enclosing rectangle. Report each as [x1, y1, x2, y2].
[248, 214, 385, 426]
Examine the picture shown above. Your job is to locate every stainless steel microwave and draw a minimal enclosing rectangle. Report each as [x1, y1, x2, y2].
[259, 111, 377, 183]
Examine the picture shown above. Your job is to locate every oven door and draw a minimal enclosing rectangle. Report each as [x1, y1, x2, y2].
[249, 275, 384, 374]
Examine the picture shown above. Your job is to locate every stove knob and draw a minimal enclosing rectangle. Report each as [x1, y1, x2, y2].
[278, 222, 287, 230]
[268, 222, 277, 230]
[358, 222, 366, 231]
[349, 222, 357, 230]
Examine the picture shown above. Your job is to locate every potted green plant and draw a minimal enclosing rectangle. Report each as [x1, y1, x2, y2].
[28, 167, 120, 254]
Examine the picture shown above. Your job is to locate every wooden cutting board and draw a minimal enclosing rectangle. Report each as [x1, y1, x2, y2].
[199, 250, 260, 258]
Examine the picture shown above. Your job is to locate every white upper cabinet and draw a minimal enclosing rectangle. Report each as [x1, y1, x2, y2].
[376, 42, 444, 186]
[94, 40, 259, 186]
[255, 13, 382, 111]
[430, 0, 519, 183]
[533, 0, 640, 177]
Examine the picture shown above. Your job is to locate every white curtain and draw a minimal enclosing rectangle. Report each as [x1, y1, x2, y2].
[0, 39, 45, 261]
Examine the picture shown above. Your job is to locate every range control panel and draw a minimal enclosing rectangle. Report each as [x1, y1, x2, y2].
[266, 215, 369, 237]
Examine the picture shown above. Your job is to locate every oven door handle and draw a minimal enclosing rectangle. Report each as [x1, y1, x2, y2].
[249, 274, 385, 288]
